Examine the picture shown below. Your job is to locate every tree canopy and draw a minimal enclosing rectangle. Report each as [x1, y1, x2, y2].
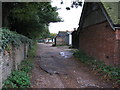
[60, 0, 82, 10]
[2, 2, 61, 39]
[49, 33, 57, 38]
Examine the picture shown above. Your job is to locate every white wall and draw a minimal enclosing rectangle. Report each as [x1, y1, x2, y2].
[69, 34, 72, 45]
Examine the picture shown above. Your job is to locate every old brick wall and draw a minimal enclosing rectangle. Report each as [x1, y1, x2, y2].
[79, 21, 117, 66]
[0, 44, 29, 88]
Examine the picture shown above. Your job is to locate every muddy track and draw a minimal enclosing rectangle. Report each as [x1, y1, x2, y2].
[30, 43, 113, 88]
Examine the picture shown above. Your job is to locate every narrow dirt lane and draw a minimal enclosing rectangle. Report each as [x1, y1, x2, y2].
[30, 43, 113, 88]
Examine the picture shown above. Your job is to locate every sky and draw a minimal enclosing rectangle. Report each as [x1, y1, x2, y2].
[49, 0, 83, 34]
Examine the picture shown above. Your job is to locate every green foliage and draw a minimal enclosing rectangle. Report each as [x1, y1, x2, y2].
[2, 42, 37, 89]
[1, 28, 32, 50]
[39, 26, 50, 39]
[19, 60, 33, 73]
[102, 2, 119, 25]
[19, 43, 37, 73]
[3, 71, 30, 88]
[3, 2, 61, 39]
[49, 33, 57, 38]
[73, 50, 120, 84]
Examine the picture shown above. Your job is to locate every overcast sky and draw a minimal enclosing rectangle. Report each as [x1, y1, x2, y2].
[49, 0, 83, 34]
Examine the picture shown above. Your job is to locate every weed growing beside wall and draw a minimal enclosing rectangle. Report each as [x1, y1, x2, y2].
[3, 71, 30, 88]
[2, 43, 37, 88]
[73, 50, 120, 87]
[0, 28, 37, 88]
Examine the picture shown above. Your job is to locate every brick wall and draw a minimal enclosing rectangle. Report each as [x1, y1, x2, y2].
[79, 21, 118, 66]
[0, 44, 29, 88]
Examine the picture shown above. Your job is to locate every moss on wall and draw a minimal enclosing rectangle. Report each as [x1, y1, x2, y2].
[101, 2, 120, 25]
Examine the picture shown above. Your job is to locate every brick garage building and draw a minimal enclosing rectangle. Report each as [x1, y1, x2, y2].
[55, 31, 72, 45]
[77, 2, 120, 66]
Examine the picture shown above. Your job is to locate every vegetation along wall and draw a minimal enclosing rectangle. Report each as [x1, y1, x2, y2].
[0, 28, 32, 88]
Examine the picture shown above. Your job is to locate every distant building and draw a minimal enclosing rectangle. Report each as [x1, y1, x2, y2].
[55, 31, 72, 45]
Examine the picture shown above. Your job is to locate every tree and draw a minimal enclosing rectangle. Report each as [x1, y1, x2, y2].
[2, 2, 61, 39]
[49, 33, 57, 38]
[39, 25, 50, 39]
[60, 0, 82, 10]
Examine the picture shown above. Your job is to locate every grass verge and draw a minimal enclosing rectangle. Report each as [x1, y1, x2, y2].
[2, 42, 37, 89]
[73, 50, 120, 87]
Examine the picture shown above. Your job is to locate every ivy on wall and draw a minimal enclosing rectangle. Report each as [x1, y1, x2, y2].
[0, 28, 32, 50]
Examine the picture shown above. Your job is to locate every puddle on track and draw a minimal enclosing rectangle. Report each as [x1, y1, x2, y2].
[59, 51, 73, 58]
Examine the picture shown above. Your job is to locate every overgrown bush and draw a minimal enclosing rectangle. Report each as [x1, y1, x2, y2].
[73, 50, 120, 85]
[3, 71, 30, 88]
[2, 57, 34, 88]
[1, 28, 33, 50]
[2, 40, 37, 89]
[19, 60, 33, 73]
